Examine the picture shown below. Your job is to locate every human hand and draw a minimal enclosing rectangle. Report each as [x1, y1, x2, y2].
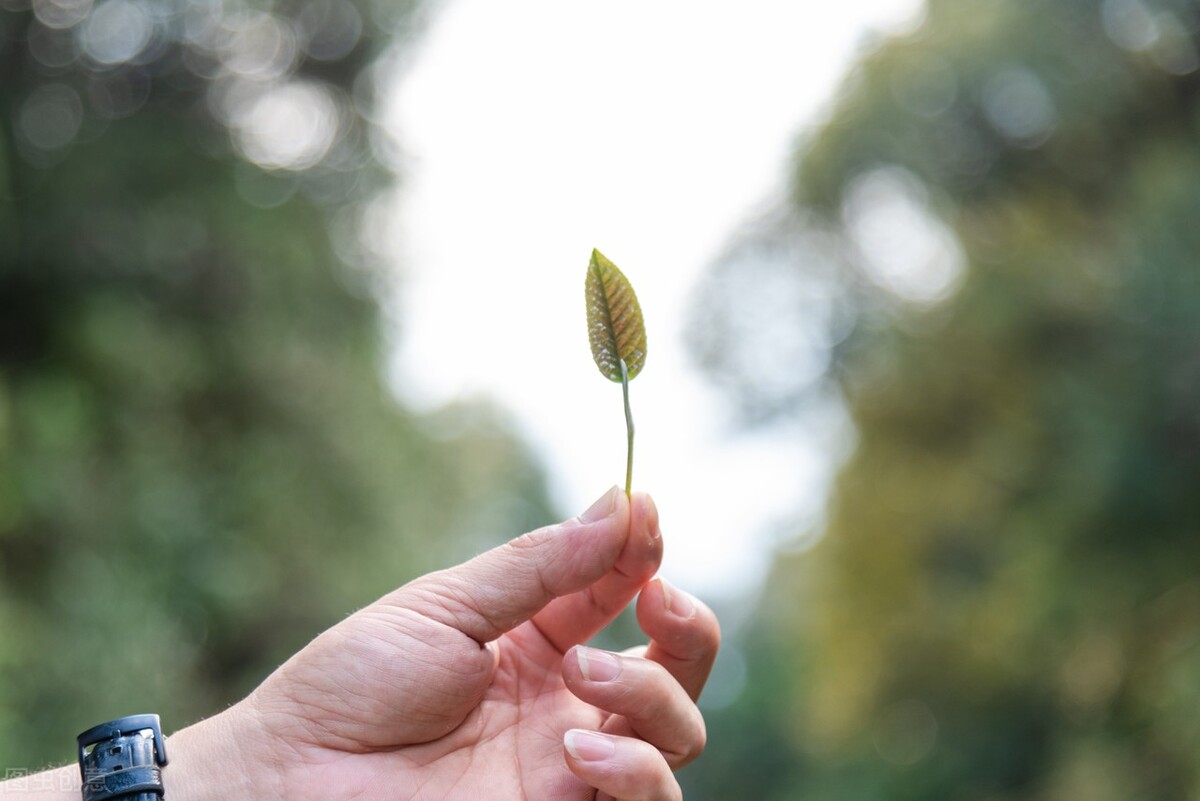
[170, 488, 719, 801]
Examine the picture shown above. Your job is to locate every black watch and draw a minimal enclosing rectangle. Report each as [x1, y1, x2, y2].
[76, 715, 168, 801]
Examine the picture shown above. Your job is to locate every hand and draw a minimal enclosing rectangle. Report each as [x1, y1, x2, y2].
[170, 488, 719, 801]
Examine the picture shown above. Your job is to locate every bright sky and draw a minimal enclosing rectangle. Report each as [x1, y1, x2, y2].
[383, 0, 923, 600]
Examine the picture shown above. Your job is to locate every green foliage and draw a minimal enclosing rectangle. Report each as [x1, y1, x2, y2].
[0, 0, 553, 770]
[690, 0, 1200, 797]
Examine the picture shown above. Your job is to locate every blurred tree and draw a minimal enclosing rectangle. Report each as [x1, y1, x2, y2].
[0, 0, 554, 768]
[690, 0, 1200, 797]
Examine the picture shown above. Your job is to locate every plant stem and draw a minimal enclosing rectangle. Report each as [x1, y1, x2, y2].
[620, 358, 634, 497]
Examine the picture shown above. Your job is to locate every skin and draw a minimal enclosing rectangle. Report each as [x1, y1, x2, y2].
[5, 488, 719, 801]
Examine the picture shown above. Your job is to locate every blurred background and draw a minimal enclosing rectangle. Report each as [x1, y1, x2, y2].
[3, 0, 1200, 798]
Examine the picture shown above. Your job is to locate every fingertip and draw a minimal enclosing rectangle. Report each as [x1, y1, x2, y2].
[562, 644, 584, 685]
[637, 577, 668, 618]
[563, 730, 683, 801]
[541, 486, 633, 588]
[613, 493, 661, 584]
[629, 492, 660, 539]
[661, 577, 696, 620]
[636, 578, 720, 648]
[578, 485, 625, 524]
[570, 487, 632, 564]
[485, 639, 502, 669]
[564, 728, 617, 762]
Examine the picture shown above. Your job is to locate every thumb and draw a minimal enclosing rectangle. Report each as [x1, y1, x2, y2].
[389, 486, 629, 643]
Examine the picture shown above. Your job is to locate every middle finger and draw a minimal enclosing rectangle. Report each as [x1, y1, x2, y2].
[562, 645, 706, 768]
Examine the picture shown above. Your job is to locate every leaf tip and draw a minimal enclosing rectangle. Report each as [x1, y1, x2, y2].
[589, 247, 610, 272]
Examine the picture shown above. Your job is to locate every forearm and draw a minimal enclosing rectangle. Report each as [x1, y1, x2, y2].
[0, 764, 76, 801]
[0, 704, 274, 801]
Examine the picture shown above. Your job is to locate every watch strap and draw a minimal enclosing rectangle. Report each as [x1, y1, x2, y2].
[76, 715, 168, 801]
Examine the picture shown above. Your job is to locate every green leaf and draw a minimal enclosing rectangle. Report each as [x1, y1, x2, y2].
[586, 248, 647, 382]
[585, 248, 646, 496]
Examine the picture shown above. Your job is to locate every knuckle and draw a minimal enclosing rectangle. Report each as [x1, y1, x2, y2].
[664, 706, 707, 768]
[685, 711, 708, 762]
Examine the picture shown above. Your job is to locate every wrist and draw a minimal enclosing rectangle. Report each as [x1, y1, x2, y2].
[165, 701, 282, 801]
[0, 704, 280, 801]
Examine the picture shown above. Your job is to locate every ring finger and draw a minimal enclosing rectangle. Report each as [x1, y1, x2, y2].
[563, 645, 706, 768]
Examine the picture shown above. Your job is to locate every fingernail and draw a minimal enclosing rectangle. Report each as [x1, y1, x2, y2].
[564, 729, 616, 762]
[579, 486, 620, 524]
[660, 578, 696, 620]
[647, 495, 660, 540]
[575, 646, 621, 682]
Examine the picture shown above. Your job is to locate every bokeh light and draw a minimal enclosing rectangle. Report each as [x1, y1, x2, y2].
[79, 0, 154, 67]
[230, 80, 341, 171]
[842, 167, 964, 305]
[32, 0, 91, 30]
[296, 0, 362, 62]
[18, 82, 83, 152]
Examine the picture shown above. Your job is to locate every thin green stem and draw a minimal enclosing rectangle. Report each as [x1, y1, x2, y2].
[620, 358, 634, 497]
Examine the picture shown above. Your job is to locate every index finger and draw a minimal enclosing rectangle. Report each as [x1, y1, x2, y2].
[530, 492, 662, 652]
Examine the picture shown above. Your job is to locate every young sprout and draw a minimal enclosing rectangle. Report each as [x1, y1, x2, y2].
[585, 248, 647, 497]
